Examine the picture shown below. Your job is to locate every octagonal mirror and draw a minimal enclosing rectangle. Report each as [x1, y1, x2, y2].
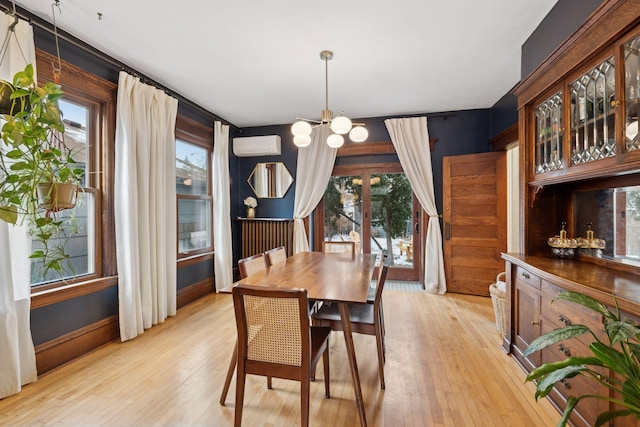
[248, 162, 294, 198]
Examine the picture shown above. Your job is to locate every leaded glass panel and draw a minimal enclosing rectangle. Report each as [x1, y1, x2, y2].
[624, 35, 640, 153]
[569, 56, 616, 165]
[534, 92, 563, 174]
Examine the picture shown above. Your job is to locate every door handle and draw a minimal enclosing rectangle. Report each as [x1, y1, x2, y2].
[444, 222, 451, 240]
[415, 222, 419, 233]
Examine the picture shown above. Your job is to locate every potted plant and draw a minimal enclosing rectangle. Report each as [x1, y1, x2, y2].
[524, 291, 640, 426]
[0, 64, 84, 278]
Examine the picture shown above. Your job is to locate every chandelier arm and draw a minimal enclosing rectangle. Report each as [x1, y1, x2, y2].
[295, 117, 323, 124]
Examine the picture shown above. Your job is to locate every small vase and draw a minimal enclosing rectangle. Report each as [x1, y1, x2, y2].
[247, 207, 255, 218]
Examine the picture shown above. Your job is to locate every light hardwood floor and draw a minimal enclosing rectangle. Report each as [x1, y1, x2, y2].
[0, 290, 560, 426]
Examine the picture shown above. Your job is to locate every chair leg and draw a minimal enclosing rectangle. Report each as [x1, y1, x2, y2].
[375, 322, 386, 390]
[234, 361, 246, 427]
[267, 376, 272, 389]
[323, 343, 330, 398]
[301, 374, 310, 427]
[220, 339, 238, 405]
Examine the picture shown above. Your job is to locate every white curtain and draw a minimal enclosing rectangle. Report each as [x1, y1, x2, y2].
[385, 117, 446, 294]
[212, 121, 233, 292]
[0, 15, 37, 399]
[292, 124, 337, 253]
[114, 72, 178, 341]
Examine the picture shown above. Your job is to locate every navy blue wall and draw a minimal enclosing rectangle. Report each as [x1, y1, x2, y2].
[233, 109, 491, 262]
[521, 0, 603, 80]
[489, 93, 518, 138]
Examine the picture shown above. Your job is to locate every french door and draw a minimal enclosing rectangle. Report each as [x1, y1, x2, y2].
[315, 164, 421, 281]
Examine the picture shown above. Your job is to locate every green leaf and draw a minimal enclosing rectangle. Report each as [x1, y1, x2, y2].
[9, 88, 29, 99]
[595, 410, 637, 427]
[526, 357, 603, 382]
[9, 161, 28, 171]
[35, 217, 53, 227]
[605, 320, 640, 346]
[556, 291, 614, 319]
[559, 396, 580, 427]
[590, 342, 631, 376]
[0, 205, 18, 224]
[29, 250, 45, 259]
[58, 167, 71, 182]
[533, 365, 587, 400]
[622, 380, 640, 411]
[5, 149, 22, 159]
[5, 174, 19, 183]
[524, 325, 590, 356]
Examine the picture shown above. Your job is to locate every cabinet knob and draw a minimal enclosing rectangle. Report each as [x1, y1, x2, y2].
[560, 379, 571, 390]
[522, 272, 530, 279]
[559, 314, 570, 326]
[531, 320, 539, 326]
[558, 343, 571, 356]
[611, 99, 621, 108]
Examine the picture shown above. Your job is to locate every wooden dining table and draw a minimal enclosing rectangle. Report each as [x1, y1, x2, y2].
[219, 251, 376, 427]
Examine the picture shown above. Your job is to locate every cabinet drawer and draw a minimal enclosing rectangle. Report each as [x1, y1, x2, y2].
[542, 346, 609, 426]
[515, 266, 540, 289]
[542, 281, 603, 335]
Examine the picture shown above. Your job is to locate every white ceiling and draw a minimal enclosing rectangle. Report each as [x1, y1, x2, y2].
[16, 0, 559, 128]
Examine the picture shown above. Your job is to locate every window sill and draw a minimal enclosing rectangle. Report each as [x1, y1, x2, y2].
[31, 276, 118, 309]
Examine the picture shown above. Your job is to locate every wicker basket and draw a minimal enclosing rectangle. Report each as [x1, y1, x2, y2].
[489, 272, 507, 337]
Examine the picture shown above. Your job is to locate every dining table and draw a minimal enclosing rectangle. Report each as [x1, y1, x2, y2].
[219, 251, 377, 427]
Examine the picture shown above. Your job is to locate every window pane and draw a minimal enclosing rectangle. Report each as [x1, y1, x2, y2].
[59, 99, 89, 187]
[323, 175, 362, 253]
[178, 199, 212, 253]
[31, 192, 96, 285]
[176, 140, 208, 195]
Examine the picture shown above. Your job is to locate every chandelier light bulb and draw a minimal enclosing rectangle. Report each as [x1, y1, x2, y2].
[349, 126, 368, 142]
[330, 116, 352, 134]
[291, 120, 312, 136]
[293, 134, 312, 147]
[326, 133, 344, 148]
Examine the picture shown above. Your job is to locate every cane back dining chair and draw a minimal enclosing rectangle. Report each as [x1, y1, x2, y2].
[232, 284, 331, 427]
[322, 240, 355, 255]
[237, 252, 267, 278]
[264, 246, 287, 266]
[220, 252, 268, 406]
[312, 258, 390, 389]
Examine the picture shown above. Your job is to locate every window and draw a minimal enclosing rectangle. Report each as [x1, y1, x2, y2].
[31, 99, 98, 284]
[175, 116, 213, 258]
[30, 48, 116, 294]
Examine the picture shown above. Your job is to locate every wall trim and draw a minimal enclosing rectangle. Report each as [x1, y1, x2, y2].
[177, 277, 215, 308]
[35, 315, 119, 375]
[490, 124, 518, 152]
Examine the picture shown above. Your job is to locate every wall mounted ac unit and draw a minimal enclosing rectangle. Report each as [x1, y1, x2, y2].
[232, 135, 281, 157]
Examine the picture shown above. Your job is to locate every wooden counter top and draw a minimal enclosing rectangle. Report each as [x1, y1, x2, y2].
[502, 253, 640, 314]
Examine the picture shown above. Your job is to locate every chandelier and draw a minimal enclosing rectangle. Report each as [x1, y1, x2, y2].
[291, 50, 368, 148]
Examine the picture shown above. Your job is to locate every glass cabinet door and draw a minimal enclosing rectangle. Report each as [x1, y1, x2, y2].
[534, 92, 563, 174]
[569, 56, 616, 165]
[624, 34, 640, 153]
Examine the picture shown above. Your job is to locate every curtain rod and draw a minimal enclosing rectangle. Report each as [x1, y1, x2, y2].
[0, 0, 236, 129]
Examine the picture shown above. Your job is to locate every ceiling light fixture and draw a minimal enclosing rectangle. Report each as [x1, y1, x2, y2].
[291, 50, 368, 148]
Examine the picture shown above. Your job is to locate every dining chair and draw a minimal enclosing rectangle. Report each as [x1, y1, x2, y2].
[237, 252, 267, 278]
[264, 246, 287, 266]
[322, 241, 355, 255]
[232, 284, 331, 427]
[312, 258, 390, 389]
[220, 252, 268, 406]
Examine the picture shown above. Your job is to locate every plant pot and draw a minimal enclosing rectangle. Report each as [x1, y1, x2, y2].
[37, 182, 78, 210]
[0, 81, 28, 116]
[246, 207, 255, 218]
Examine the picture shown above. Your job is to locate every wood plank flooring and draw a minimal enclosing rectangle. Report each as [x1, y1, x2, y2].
[0, 290, 560, 426]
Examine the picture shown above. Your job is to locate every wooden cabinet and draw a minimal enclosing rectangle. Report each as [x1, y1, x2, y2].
[503, 256, 640, 426]
[506, 2, 640, 423]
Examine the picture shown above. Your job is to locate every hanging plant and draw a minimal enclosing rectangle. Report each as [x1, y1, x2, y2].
[0, 63, 84, 278]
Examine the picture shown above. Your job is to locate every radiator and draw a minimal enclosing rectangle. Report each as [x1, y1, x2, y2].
[240, 218, 294, 258]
